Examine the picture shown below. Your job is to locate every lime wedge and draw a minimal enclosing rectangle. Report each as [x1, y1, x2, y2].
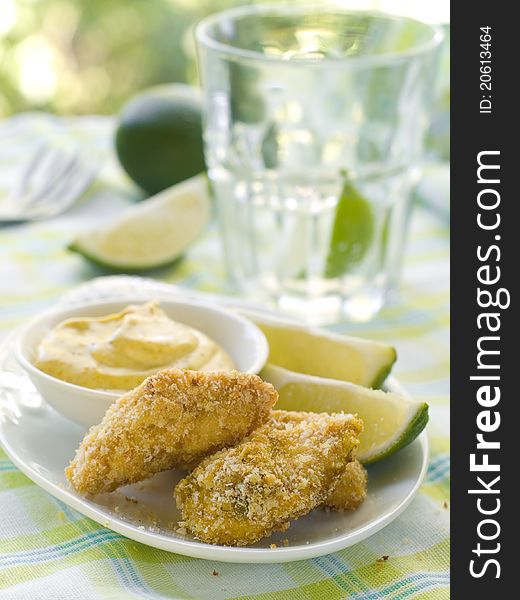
[69, 175, 210, 271]
[325, 174, 374, 278]
[241, 310, 396, 388]
[262, 364, 428, 464]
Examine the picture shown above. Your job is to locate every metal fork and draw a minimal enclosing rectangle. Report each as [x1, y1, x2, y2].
[0, 143, 98, 222]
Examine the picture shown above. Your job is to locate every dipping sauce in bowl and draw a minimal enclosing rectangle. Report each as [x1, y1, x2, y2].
[16, 297, 267, 426]
[34, 301, 235, 391]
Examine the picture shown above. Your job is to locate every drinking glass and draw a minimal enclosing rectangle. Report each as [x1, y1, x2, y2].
[196, 5, 443, 322]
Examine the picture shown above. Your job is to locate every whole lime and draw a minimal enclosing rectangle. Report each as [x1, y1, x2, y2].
[115, 84, 206, 195]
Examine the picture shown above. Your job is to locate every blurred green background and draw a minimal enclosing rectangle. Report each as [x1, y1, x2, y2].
[0, 0, 234, 117]
[0, 0, 449, 119]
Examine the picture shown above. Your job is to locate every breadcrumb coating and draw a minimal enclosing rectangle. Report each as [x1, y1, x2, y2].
[325, 459, 368, 510]
[174, 410, 362, 546]
[65, 369, 278, 495]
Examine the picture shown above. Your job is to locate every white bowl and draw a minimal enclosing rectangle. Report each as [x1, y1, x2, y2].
[15, 298, 269, 428]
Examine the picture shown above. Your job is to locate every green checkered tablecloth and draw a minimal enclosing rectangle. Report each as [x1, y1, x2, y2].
[0, 114, 449, 599]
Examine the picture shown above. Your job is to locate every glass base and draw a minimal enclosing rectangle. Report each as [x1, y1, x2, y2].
[238, 284, 387, 326]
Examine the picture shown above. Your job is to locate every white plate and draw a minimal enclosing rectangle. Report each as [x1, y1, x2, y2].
[0, 334, 428, 564]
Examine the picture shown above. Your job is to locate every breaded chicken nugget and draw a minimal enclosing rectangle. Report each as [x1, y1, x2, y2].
[174, 410, 362, 546]
[325, 459, 368, 510]
[66, 369, 278, 495]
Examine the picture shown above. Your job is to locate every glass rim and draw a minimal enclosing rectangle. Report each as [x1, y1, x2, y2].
[195, 4, 445, 68]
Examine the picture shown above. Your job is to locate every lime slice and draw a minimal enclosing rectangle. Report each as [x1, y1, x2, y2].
[262, 364, 428, 464]
[241, 310, 396, 388]
[69, 175, 210, 271]
[325, 174, 374, 278]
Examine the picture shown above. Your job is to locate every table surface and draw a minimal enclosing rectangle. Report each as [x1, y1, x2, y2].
[0, 114, 449, 600]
